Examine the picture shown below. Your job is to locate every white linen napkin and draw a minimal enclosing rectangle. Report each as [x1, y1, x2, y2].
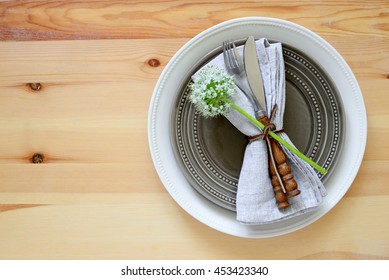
[192, 38, 326, 224]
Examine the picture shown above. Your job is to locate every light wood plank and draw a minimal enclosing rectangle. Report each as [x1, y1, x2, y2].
[0, 1, 387, 41]
[0, 196, 388, 259]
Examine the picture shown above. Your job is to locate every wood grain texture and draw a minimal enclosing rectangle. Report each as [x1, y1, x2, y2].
[0, 0, 387, 41]
[0, 0, 388, 260]
[0, 196, 388, 259]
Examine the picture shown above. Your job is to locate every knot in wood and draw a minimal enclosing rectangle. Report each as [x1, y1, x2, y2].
[31, 153, 44, 164]
[148, 58, 160, 67]
[27, 83, 42, 91]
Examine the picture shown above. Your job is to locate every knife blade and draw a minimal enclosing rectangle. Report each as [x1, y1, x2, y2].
[243, 36, 267, 113]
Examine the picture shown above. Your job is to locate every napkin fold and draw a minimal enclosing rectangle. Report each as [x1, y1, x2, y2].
[192, 38, 326, 224]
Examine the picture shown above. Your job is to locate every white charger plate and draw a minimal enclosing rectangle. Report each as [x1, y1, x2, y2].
[148, 17, 367, 238]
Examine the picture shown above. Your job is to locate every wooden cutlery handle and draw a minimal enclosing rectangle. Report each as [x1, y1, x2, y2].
[257, 115, 300, 208]
[268, 154, 289, 209]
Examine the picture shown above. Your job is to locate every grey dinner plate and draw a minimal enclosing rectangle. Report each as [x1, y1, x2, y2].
[172, 42, 344, 211]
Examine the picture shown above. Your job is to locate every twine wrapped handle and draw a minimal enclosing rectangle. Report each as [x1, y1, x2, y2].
[249, 104, 300, 209]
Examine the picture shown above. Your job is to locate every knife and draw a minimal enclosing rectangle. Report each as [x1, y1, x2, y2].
[243, 36, 300, 207]
[244, 36, 267, 114]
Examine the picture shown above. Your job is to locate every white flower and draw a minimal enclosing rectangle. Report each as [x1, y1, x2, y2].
[189, 65, 236, 118]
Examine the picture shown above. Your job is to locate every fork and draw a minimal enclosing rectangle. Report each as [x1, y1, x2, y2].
[222, 40, 265, 117]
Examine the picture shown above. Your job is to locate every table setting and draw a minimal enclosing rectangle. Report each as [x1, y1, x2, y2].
[148, 17, 366, 238]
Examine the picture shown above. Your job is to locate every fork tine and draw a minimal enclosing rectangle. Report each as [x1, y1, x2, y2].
[225, 40, 232, 68]
[227, 40, 239, 70]
[232, 41, 241, 67]
[222, 41, 230, 70]
[223, 40, 235, 73]
[224, 41, 235, 74]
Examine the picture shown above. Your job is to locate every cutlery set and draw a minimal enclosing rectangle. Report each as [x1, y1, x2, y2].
[223, 36, 300, 209]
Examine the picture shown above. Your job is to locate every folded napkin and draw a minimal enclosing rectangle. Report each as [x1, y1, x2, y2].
[192, 38, 326, 224]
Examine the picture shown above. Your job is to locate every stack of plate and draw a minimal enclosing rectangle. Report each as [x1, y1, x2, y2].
[148, 17, 367, 237]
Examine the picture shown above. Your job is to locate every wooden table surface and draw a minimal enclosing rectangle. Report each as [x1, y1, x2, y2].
[0, 0, 388, 260]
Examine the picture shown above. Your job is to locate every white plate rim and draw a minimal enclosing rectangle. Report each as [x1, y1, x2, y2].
[148, 17, 367, 238]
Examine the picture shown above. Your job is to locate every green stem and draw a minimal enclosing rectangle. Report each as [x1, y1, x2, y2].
[225, 99, 327, 174]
